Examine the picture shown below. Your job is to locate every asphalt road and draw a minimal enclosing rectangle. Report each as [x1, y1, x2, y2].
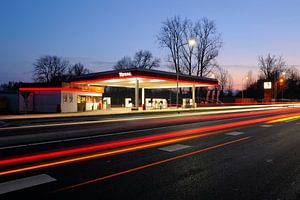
[0, 108, 300, 199]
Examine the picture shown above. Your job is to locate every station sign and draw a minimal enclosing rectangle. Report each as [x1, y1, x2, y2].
[264, 82, 272, 89]
[119, 72, 132, 77]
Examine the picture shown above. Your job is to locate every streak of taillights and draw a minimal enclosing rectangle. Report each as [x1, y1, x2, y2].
[0, 129, 235, 176]
[58, 136, 251, 192]
[130, 107, 300, 128]
[1, 111, 300, 169]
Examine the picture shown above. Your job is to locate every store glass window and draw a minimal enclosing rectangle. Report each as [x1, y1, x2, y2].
[63, 93, 68, 103]
[69, 93, 73, 103]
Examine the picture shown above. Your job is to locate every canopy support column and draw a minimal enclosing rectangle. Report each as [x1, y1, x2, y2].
[134, 79, 139, 110]
[192, 84, 196, 108]
[142, 88, 145, 110]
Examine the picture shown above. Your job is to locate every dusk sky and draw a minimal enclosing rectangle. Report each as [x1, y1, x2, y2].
[1, 0, 300, 88]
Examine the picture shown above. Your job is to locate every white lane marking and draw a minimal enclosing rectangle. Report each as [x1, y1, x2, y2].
[0, 174, 56, 195]
[266, 159, 273, 163]
[0, 106, 286, 131]
[260, 124, 273, 128]
[159, 144, 191, 152]
[225, 131, 244, 136]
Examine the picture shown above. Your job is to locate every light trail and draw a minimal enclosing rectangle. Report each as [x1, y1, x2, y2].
[58, 137, 251, 192]
[1, 107, 298, 151]
[1, 111, 299, 168]
[1, 105, 299, 131]
[0, 129, 236, 176]
[266, 114, 300, 124]
[154, 108, 300, 126]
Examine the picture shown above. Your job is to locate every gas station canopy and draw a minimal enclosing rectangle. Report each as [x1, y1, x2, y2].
[71, 68, 218, 89]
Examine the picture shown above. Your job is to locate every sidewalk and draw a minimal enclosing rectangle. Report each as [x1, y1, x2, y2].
[0, 104, 296, 121]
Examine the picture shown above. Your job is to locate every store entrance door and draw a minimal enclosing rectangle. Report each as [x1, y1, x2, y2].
[77, 96, 86, 112]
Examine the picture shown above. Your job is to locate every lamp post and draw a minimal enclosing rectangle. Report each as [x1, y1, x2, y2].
[274, 71, 286, 101]
[280, 71, 286, 100]
[176, 38, 196, 109]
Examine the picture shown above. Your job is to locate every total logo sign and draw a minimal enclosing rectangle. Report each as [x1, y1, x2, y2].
[119, 72, 132, 77]
[264, 82, 272, 89]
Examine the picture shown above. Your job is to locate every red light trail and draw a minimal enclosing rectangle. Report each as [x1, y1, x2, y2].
[0, 110, 299, 168]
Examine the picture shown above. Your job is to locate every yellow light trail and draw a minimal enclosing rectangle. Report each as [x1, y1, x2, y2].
[266, 115, 300, 124]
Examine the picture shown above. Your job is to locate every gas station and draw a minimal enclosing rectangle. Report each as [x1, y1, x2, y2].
[19, 68, 218, 113]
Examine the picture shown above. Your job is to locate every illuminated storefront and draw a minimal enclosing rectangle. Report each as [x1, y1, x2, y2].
[19, 83, 104, 113]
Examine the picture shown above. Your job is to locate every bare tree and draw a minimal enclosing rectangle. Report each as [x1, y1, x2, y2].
[180, 20, 196, 75]
[114, 56, 134, 70]
[157, 16, 189, 74]
[286, 66, 299, 80]
[33, 56, 69, 83]
[157, 16, 222, 77]
[258, 54, 286, 99]
[114, 51, 160, 70]
[0, 81, 21, 91]
[69, 63, 90, 77]
[227, 74, 234, 92]
[133, 50, 160, 69]
[194, 18, 222, 77]
[258, 54, 286, 82]
[213, 66, 229, 93]
[245, 70, 255, 88]
[67, 63, 90, 81]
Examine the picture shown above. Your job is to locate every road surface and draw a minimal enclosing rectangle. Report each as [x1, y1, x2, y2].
[0, 107, 299, 199]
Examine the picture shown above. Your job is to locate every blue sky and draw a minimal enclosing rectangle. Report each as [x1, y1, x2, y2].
[1, 0, 300, 88]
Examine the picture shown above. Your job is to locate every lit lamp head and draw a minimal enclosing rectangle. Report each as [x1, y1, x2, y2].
[279, 78, 284, 83]
[188, 38, 196, 47]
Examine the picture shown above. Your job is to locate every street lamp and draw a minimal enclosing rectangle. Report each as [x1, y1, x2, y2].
[274, 71, 286, 101]
[279, 71, 286, 100]
[279, 78, 284, 83]
[176, 38, 196, 108]
[241, 76, 248, 102]
[187, 38, 196, 46]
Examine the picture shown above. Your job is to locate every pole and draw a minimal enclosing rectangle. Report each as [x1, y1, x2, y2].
[135, 79, 139, 110]
[274, 81, 277, 100]
[242, 90, 243, 102]
[176, 71, 179, 108]
[281, 85, 284, 100]
[192, 84, 196, 108]
[142, 88, 145, 110]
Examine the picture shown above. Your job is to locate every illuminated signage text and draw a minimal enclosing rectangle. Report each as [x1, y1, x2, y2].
[119, 72, 132, 77]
